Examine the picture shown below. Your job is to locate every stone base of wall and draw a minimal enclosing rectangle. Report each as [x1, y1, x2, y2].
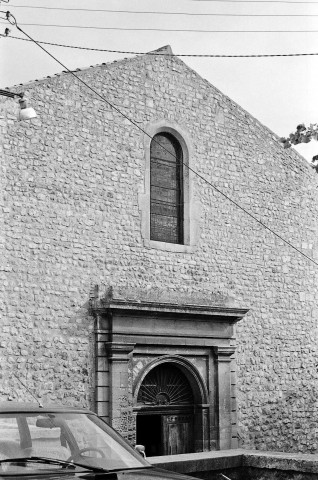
[149, 449, 318, 478]
[192, 468, 318, 480]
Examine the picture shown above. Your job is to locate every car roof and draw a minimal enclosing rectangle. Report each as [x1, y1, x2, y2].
[0, 402, 95, 414]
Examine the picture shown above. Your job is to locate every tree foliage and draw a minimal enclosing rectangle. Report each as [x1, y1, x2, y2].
[280, 123, 318, 172]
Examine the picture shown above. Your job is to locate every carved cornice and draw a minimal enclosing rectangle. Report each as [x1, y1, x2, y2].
[91, 286, 249, 328]
[97, 300, 248, 319]
[93, 300, 248, 324]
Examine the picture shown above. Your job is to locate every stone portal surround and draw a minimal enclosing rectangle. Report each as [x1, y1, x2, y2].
[92, 288, 249, 449]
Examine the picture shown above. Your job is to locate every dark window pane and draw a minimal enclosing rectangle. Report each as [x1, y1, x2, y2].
[150, 133, 184, 244]
[150, 214, 179, 244]
[151, 201, 179, 217]
[151, 159, 178, 189]
[151, 136, 177, 164]
[151, 186, 179, 204]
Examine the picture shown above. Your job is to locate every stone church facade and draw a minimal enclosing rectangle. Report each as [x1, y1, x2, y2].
[1, 46, 318, 455]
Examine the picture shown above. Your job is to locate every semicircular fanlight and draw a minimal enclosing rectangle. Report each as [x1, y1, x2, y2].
[137, 364, 194, 407]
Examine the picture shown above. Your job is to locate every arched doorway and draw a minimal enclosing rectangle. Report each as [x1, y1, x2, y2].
[135, 360, 205, 456]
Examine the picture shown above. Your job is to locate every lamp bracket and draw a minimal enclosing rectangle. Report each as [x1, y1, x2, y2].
[0, 89, 24, 99]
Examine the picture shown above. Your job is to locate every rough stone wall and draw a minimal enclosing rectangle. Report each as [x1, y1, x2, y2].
[1, 50, 317, 452]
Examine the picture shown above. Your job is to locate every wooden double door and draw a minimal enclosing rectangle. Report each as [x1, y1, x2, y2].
[136, 363, 196, 456]
[162, 413, 193, 455]
[136, 411, 194, 456]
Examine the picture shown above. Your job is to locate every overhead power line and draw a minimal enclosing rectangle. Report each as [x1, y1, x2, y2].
[4, 13, 318, 268]
[3, 34, 318, 58]
[192, 0, 318, 3]
[10, 0, 318, 3]
[7, 6, 318, 16]
[4, 23, 318, 33]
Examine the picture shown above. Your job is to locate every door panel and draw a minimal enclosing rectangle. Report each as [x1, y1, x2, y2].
[162, 414, 193, 455]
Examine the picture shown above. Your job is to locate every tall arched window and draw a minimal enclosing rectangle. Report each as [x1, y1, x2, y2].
[150, 133, 184, 244]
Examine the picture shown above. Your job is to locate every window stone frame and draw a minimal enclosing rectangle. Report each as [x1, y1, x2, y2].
[139, 120, 200, 252]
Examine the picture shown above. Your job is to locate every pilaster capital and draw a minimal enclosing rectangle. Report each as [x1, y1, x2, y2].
[213, 346, 236, 362]
[105, 342, 135, 362]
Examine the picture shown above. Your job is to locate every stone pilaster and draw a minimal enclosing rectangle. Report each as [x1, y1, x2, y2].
[105, 342, 135, 439]
[214, 346, 236, 450]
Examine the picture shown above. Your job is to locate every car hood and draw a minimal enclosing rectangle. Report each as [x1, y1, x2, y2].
[0, 467, 196, 480]
[116, 467, 196, 480]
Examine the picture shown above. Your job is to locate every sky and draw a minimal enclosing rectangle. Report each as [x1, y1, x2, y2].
[1, 0, 317, 163]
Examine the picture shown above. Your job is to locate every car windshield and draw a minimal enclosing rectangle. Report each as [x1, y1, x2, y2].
[0, 411, 149, 474]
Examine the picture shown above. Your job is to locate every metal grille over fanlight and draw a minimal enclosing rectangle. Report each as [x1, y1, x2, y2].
[137, 364, 194, 406]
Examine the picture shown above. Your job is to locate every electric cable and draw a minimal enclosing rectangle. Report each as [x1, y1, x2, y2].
[4, 12, 318, 268]
[6, 5, 318, 16]
[2, 34, 318, 58]
[4, 23, 318, 33]
[9, 0, 318, 3]
[192, 0, 318, 3]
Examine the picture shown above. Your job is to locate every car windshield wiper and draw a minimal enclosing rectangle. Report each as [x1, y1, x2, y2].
[0, 456, 107, 473]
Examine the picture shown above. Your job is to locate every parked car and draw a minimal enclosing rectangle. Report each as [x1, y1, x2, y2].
[0, 402, 196, 480]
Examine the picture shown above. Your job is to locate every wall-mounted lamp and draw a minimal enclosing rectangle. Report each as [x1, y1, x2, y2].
[0, 88, 37, 120]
